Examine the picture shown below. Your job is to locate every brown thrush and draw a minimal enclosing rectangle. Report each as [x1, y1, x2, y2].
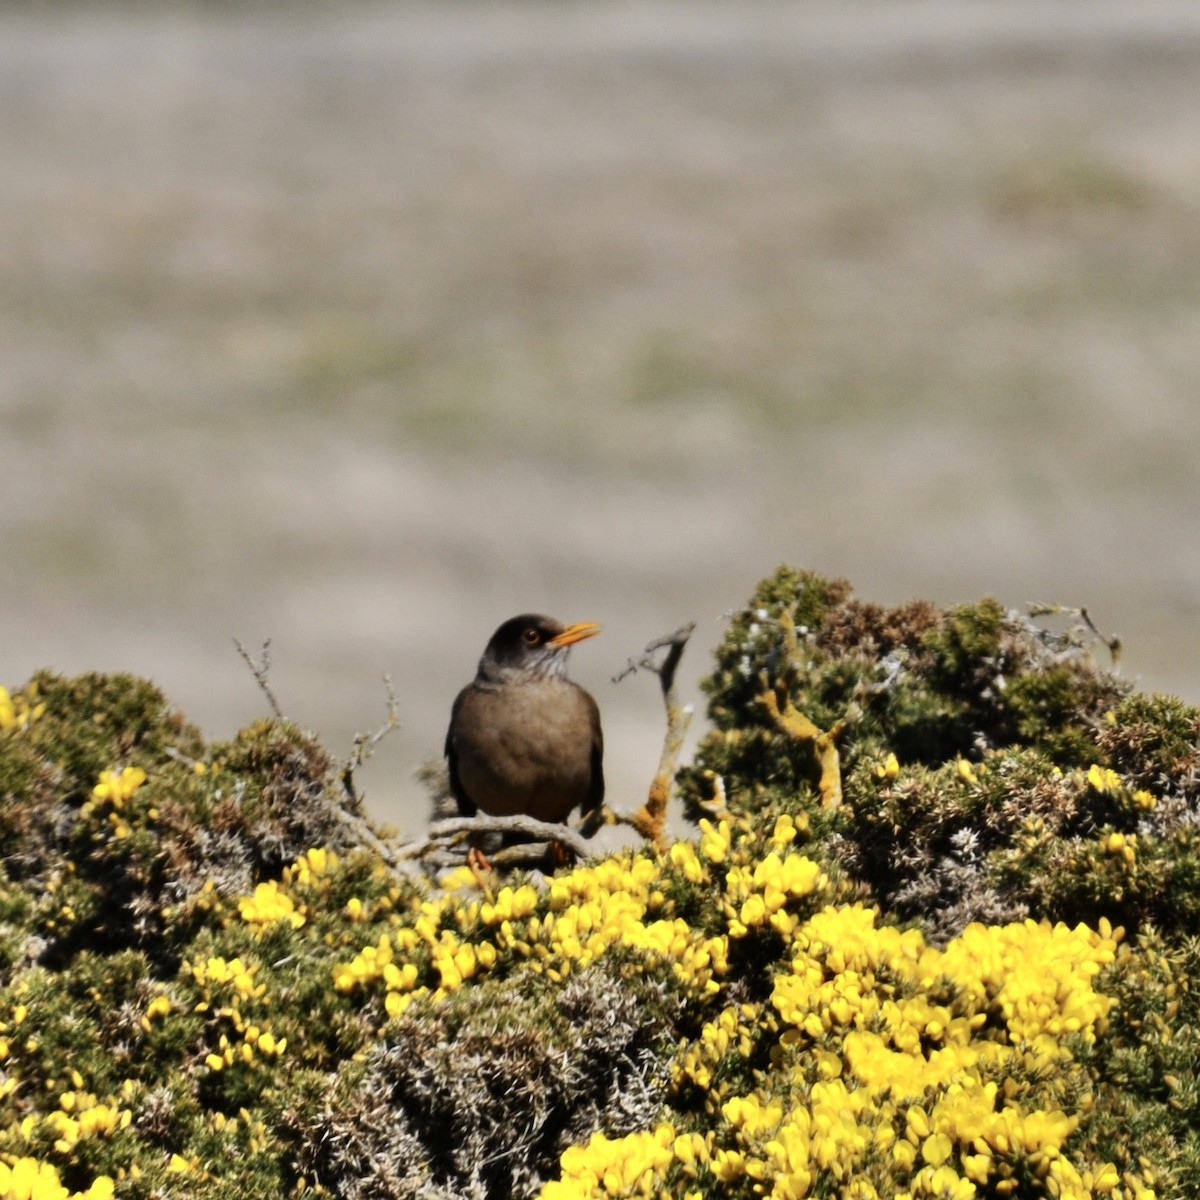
[445, 614, 603, 868]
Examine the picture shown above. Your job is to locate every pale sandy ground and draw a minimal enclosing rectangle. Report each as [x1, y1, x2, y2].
[2, 0, 1199, 832]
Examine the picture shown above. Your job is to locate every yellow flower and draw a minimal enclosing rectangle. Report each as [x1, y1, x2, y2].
[333, 935, 396, 992]
[907, 1106, 931, 1140]
[669, 841, 706, 883]
[770, 813, 800, 847]
[740, 894, 768, 928]
[1087, 764, 1123, 796]
[433, 937, 479, 992]
[0, 1158, 65, 1200]
[699, 819, 733, 864]
[440, 865, 482, 892]
[874, 752, 901, 781]
[710, 1147, 747, 1183]
[90, 766, 147, 808]
[80, 766, 149, 827]
[922, 1132, 954, 1167]
[962, 1152, 992, 1184]
[0, 1147, 110, 1195]
[481, 885, 539, 925]
[237, 881, 306, 931]
[0, 684, 45, 732]
[1102, 832, 1137, 865]
[541, 1124, 676, 1198]
[188, 955, 266, 999]
[382, 961, 420, 992]
[285, 847, 341, 888]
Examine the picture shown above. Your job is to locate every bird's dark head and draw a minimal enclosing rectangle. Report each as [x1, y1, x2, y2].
[476, 613, 601, 682]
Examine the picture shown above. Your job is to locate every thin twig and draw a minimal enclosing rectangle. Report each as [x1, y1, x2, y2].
[233, 638, 284, 720]
[229, 645, 415, 870]
[1080, 607, 1122, 665]
[335, 807, 413, 877]
[612, 622, 697, 686]
[161, 746, 204, 770]
[341, 674, 401, 813]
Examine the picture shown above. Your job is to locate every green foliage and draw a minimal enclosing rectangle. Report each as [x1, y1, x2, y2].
[678, 567, 1194, 943]
[1099, 693, 1200, 791]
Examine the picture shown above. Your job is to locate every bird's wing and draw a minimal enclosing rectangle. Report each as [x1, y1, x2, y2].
[583, 687, 605, 817]
[444, 688, 476, 818]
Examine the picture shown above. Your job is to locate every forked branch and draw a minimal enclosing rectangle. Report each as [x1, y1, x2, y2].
[756, 610, 844, 809]
[614, 622, 697, 848]
[233, 638, 285, 721]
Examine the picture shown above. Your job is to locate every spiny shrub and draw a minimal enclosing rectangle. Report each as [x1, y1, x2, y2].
[0, 569, 1197, 1199]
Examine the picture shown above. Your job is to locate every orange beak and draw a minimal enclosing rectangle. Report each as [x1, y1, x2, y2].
[547, 621, 602, 648]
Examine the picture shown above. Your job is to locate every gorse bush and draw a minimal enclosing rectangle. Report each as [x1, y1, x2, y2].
[0, 568, 1197, 1199]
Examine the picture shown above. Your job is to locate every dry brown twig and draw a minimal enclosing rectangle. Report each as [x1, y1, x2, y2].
[1027, 602, 1122, 666]
[231, 642, 412, 872]
[612, 622, 697, 848]
[233, 638, 285, 721]
[341, 674, 401, 815]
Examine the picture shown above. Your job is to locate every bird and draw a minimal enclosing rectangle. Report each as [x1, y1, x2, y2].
[445, 614, 604, 869]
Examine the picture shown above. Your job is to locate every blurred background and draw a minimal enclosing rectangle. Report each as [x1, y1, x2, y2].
[3, 0, 1199, 833]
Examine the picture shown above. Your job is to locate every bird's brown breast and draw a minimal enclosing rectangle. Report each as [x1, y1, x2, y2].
[448, 676, 601, 823]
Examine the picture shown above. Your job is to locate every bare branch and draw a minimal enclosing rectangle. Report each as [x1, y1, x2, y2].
[1080, 606, 1122, 665]
[341, 674, 402, 814]
[612, 622, 697, 686]
[233, 638, 284, 721]
[334, 806, 415, 878]
[757, 609, 844, 809]
[1027, 602, 1122, 666]
[761, 681, 844, 809]
[394, 813, 592, 863]
[161, 746, 203, 770]
[614, 622, 697, 848]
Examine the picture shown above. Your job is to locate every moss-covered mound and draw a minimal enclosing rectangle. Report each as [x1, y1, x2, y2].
[0, 569, 1197, 1200]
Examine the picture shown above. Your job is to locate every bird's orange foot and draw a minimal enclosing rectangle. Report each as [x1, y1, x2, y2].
[467, 843, 493, 875]
[547, 838, 573, 869]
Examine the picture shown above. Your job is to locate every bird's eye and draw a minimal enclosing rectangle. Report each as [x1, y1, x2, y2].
[522, 628, 541, 646]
